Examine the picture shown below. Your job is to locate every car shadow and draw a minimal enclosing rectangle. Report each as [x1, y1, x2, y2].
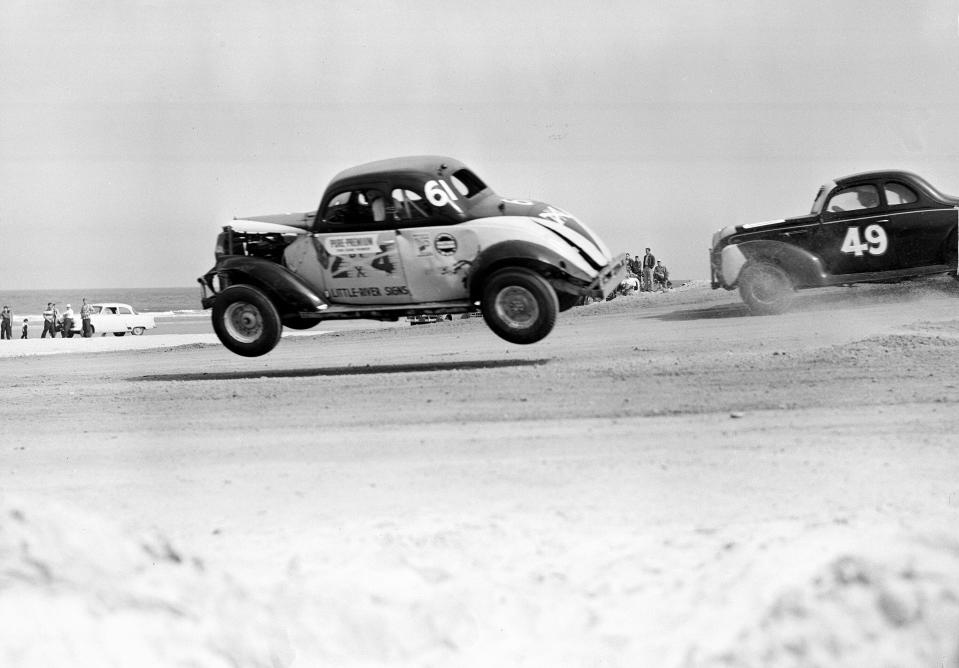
[133, 358, 551, 382]
[655, 302, 750, 321]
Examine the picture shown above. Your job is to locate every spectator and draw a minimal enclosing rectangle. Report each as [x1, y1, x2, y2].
[0, 305, 12, 340]
[80, 298, 94, 338]
[51, 303, 61, 337]
[653, 260, 670, 292]
[62, 304, 75, 338]
[41, 303, 56, 338]
[20, 318, 29, 339]
[642, 248, 656, 291]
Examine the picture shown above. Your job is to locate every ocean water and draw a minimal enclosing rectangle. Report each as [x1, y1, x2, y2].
[0, 287, 202, 320]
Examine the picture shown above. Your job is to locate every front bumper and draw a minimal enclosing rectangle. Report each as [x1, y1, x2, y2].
[588, 253, 629, 299]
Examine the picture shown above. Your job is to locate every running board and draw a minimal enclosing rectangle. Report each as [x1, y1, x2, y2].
[295, 300, 477, 321]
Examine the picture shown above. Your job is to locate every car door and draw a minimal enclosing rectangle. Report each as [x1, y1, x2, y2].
[286, 186, 414, 305]
[93, 305, 119, 333]
[389, 186, 478, 302]
[813, 183, 896, 276]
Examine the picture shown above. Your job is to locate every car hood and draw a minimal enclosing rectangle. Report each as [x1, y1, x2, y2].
[712, 213, 819, 248]
[470, 195, 611, 266]
[227, 213, 314, 235]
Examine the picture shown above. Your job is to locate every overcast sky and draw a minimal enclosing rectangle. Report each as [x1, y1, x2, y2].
[2, 0, 959, 289]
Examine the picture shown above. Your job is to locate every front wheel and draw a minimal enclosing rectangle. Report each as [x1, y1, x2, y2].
[738, 261, 795, 315]
[131, 326, 145, 336]
[113, 332, 126, 337]
[212, 285, 282, 357]
[481, 268, 559, 344]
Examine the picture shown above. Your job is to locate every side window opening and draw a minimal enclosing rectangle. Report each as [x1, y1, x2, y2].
[884, 182, 918, 206]
[391, 188, 431, 221]
[324, 189, 387, 225]
[826, 185, 880, 213]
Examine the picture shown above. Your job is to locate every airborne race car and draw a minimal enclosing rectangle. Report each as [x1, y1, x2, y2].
[710, 170, 959, 314]
[199, 156, 627, 356]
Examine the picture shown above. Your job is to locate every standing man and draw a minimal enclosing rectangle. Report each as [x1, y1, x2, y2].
[61, 304, 75, 338]
[51, 302, 61, 337]
[642, 247, 656, 292]
[0, 305, 12, 340]
[41, 303, 56, 338]
[80, 298, 94, 338]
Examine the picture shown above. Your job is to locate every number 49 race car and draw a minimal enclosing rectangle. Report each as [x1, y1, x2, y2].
[710, 170, 959, 314]
[198, 156, 627, 356]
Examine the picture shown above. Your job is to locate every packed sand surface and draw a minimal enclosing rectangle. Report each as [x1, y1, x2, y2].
[2, 279, 958, 667]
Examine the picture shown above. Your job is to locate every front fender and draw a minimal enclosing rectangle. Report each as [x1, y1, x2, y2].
[721, 240, 829, 289]
[205, 255, 327, 313]
[467, 240, 594, 301]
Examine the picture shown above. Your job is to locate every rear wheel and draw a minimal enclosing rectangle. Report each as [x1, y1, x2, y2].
[481, 268, 559, 344]
[212, 285, 282, 357]
[113, 332, 125, 337]
[738, 261, 795, 315]
[131, 326, 145, 336]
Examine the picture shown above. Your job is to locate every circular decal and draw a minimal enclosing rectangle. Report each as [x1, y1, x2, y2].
[434, 233, 458, 256]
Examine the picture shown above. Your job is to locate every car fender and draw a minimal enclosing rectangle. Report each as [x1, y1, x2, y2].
[723, 240, 829, 288]
[467, 240, 593, 301]
[214, 255, 327, 313]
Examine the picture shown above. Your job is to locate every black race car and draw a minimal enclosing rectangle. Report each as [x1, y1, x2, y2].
[710, 170, 959, 314]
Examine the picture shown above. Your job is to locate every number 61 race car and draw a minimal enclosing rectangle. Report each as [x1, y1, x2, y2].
[198, 156, 627, 356]
[710, 170, 959, 314]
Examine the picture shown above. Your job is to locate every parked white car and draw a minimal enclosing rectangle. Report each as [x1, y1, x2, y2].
[68, 303, 157, 337]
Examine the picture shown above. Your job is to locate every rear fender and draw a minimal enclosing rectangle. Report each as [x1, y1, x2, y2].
[210, 255, 327, 314]
[467, 240, 593, 301]
[723, 240, 828, 289]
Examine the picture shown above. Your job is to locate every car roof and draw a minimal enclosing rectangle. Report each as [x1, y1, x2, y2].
[329, 155, 469, 184]
[833, 170, 958, 204]
[92, 302, 132, 308]
[834, 169, 927, 186]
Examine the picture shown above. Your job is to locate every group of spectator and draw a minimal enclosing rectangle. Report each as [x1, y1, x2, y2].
[622, 247, 670, 294]
[0, 299, 96, 340]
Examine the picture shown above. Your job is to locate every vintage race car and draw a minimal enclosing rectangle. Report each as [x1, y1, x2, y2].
[198, 156, 627, 356]
[710, 170, 959, 314]
[67, 303, 157, 336]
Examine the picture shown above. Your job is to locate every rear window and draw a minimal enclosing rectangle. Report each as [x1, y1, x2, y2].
[884, 182, 918, 206]
[450, 169, 486, 198]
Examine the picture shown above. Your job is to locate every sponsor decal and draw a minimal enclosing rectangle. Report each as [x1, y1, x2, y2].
[434, 232, 458, 256]
[329, 285, 410, 299]
[325, 234, 378, 255]
[413, 232, 432, 256]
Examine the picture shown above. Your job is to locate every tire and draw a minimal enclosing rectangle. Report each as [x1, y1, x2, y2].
[131, 326, 145, 336]
[738, 261, 795, 315]
[113, 332, 125, 337]
[211, 285, 283, 357]
[481, 268, 559, 344]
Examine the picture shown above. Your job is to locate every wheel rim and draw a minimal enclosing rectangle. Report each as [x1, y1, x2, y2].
[750, 268, 788, 305]
[224, 301, 264, 343]
[494, 285, 539, 329]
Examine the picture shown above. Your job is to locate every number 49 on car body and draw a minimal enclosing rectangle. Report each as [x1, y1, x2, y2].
[841, 224, 888, 257]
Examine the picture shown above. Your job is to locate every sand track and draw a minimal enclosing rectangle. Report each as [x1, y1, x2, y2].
[1, 279, 958, 666]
